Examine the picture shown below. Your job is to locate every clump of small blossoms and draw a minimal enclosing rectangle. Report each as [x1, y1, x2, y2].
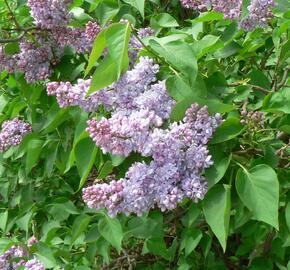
[0, 241, 45, 270]
[240, 0, 276, 31]
[83, 104, 222, 216]
[0, 245, 27, 270]
[0, 118, 32, 152]
[179, 0, 276, 30]
[212, 0, 242, 19]
[24, 259, 45, 270]
[47, 56, 162, 114]
[27, 0, 72, 28]
[180, 0, 210, 11]
[27, 236, 38, 247]
[240, 109, 265, 131]
[79, 56, 221, 215]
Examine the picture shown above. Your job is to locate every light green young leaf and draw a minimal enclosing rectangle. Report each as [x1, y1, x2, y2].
[236, 164, 279, 229]
[85, 28, 107, 76]
[87, 55, 118, 95]
[106, 22, 131, 78]
[203, 184, 231, 252]
[151, 13, 179, 28]
[0, 211, 8, 231]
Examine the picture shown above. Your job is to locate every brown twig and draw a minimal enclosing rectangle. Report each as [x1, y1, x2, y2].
[228, 82, 271, 94]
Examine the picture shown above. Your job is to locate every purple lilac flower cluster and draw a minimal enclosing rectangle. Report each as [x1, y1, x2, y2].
[67, 56, 222, 216]
[47, 53, 221, 215]
[0, 118, 32, 152]
[180, 0, 210, 11]
[0, 245, 27, 269]
[240, 0, 276, 31]
[212, 0, 242, 19]
[46, 56, 162, 114]
[0, 0, 101, 82]
[180, 0, 276, 30]
[24, 259, 45, 270]
[83, 104, 222, 216]
[27, 0, 72, 29]
[0, 238, 44, 270]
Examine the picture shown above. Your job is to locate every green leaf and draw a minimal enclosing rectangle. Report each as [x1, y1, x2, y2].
[166, 74, 206, 102]
[75, 137, 99, 190]
[143, 237, 170, 260]
[235, 164, 279, 229]
[249, 70, 271, 90]
[181, 204, 200, 228]
[123, 0, 145, 18]
[0, 211, 8, 231]
[98, 216, 123, 253]
[85, 224, 100, 243]
[16, 211, 33, 232]
[192, 35, 221, 59]
[151, 13, 179, 28]
[149, 39, 197, 81]
[205, 146, 232, 188]
[195, 11, 224, 22]
[96, 0, 119, 25]
[262, 88, 290, 114]
[35, 243, 57, 268]
[215, 41, 241, 58]
[211, 118, 245, 144]
[180, 229, 202, 257]
[87, 55, 118, 94]
[0, 95, 8, 113]
[41, 104, 70, 134]
[26, 139, 43, 174]
[71, 214, 91, 245]
[110, 154, 126, 166]
[97, 160, 113, 179]
[70, 7, 93, 21]
[286, 203, 290, 231]
[106, 22, 131, 77]
[85, 28, 107, 76]
[203, 184, 231, 252]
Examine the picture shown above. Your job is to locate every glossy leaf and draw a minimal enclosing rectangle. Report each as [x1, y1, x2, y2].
[236, 164, 279, 229]
[203, 184, 231, 252]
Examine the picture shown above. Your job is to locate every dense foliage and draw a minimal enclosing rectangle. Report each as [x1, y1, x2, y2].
[0, 0, 289, 269]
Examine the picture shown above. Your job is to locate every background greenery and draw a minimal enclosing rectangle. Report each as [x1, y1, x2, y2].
[0, 0, 289, 269]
